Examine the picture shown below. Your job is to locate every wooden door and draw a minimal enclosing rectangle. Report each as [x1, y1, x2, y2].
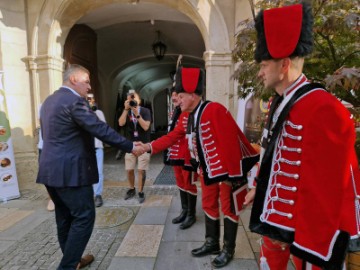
[63, 24, 100, 103]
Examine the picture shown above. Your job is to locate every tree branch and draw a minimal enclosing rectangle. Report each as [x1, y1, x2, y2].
[248, 0, 256, 20]
[341, 50, 360, 67]
[317, 32, 338, 66]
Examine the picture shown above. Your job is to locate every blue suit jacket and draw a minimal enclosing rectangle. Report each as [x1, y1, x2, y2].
[36, 87, 133, 187]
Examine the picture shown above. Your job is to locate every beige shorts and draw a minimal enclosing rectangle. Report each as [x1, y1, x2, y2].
[125, 152, 151, 171]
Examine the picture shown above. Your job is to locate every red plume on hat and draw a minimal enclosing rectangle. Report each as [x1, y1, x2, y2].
[175, 67, 205, 95]
[254, 2, 313, 62]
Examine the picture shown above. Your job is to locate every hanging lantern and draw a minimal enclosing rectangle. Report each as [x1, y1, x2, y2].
[152, 31, 167, 61]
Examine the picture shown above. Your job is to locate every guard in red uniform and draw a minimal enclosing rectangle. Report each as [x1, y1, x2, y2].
[248, 3, 360, 269]
[145, 67, 259, 268]
[166, 89, 198, 230]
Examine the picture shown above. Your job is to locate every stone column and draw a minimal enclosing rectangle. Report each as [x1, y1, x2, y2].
[203, 51, 235, 114]
[19, 54, 64, 189]
[22, 54, 64, 108]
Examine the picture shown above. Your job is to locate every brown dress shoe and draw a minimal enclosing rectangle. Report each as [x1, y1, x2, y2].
[76, 254, 94, 269]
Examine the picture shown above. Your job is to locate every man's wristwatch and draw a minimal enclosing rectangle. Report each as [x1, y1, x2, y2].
[136, 115, 140, 119]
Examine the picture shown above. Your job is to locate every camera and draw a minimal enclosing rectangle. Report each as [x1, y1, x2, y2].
[129, 100, 137, 107]
[129, 94, 138, 107]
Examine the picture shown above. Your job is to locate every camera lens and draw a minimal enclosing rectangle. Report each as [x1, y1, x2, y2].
[129, 100, 137, 107]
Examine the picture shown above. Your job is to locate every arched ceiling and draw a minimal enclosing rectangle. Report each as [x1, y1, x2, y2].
[78, 2, 193, 28]
[77, 1, 205, 101]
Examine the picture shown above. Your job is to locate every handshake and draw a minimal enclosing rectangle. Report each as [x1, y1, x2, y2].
[131, 141, 151, 156]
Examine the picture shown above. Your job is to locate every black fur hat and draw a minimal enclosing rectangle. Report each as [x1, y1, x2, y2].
[254, 2, 313, 62]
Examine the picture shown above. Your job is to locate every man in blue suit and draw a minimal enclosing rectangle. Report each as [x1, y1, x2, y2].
[36, 64, 144, 270]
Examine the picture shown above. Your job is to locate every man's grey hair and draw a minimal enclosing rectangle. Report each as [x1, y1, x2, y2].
[63, 64, 90, 82]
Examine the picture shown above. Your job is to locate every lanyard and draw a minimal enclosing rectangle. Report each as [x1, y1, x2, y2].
[130, 107, 141, 131]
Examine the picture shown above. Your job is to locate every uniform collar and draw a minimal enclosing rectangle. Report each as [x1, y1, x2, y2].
[283, 74, 308, 98]
[187, 100, 203, 134]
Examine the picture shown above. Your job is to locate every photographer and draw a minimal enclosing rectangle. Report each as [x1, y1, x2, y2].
[118, 90, 151, 203]
[88, 94, 106, 207]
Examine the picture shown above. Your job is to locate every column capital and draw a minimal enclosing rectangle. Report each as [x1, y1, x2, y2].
[22, 54, 64, 72]
[203, 51, 232, 67]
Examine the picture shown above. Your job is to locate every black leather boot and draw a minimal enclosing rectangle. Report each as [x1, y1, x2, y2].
[191, 215, 220, 257]
[172, 190, 188, 224]
[211, 218, 238, 268]
[179, 193, 197, 229]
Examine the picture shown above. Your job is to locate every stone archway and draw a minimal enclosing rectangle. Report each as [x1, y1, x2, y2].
[24, 0, 234, 112]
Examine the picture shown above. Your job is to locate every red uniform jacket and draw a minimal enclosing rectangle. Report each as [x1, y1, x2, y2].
[250, 78, 360, 268]
[165, 111, 193, 169]
[151, 101, 259, 185]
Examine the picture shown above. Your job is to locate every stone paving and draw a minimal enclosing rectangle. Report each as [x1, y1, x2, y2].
[0, 149, 296, 270]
